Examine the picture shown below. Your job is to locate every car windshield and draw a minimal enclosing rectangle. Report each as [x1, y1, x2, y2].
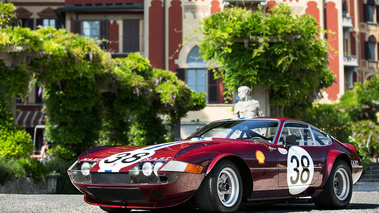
[188, 119, 279, 143]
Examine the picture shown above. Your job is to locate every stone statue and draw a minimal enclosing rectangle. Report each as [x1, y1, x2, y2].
[234, 86, 264, 118]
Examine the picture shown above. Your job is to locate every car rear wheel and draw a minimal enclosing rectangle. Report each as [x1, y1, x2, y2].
[99, 206, 131, 212]
[194, 159, 242, 212]
[314, 159, 352, 209]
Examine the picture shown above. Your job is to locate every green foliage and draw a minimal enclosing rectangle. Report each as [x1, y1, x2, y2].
[294, 103, 352, 142]
[0, 3, 206, 161]
[198, 4, 334, 116]
[339, 75, 379, 122]
[0, 100, 33, 158]
[348, 120, 379, 171]
[129, 110, 167, 145]
[43, 79, 103, 160]
[16, 157, 49, 182]
[0, 62, 31, 99]
[45, 157, 79, 194]
[0, 2, 16, 29]
[0, 27, 43, 52]
[0, 157, 26, 185]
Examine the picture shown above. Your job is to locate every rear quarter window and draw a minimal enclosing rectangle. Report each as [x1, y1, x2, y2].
[311, 127, 333, 146]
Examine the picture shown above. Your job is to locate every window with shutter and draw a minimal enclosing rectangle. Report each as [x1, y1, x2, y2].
[82, 20, 100, 41]
[75, 20, 108, 50]
[55, 19, 64, 29]
[367, 35, 377, 61]
[182, 46, 222, 103]
[37, 18, 56, 28]
[208, 70, 218, 103]
[18, 18, 34, 29]
[176, 68, 186, 82]
[366, 0, 376, 22]
[123, 20, 140, 52]
[73, 20, 81, 34]
[100, 20, 108, 49]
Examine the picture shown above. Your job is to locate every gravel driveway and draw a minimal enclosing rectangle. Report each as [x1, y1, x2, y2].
[0, 185, 378, 213]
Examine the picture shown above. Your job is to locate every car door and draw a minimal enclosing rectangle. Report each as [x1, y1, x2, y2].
[276, 122, 325, 196]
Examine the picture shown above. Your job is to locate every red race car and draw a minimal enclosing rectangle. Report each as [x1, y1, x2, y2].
[68, 117, 362, 212]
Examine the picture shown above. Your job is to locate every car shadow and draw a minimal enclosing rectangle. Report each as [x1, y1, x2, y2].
[134, 202, 379, 213]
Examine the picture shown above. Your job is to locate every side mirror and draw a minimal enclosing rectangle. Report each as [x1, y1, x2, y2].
[285, 135, 297, 146]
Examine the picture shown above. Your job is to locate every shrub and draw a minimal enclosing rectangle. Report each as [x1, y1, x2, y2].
[45, 157, 80, 194]
[0, 100, 34, 158]
[348, 120, 379, 171]
[17, 158, 49, 182]
[0, 157, 26, 185]
[293, 103, 352, 142]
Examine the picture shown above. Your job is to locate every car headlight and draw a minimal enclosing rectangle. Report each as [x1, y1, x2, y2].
[142, 162, 153, 176]
[81, 162, 92, 176]
[68, 161, 98, 184]
[129, 161, 168, 184]
[154, 162, 164, 176]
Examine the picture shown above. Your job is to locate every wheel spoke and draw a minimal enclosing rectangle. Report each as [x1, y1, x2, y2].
[216, 167, 240, 208]
[333, 167, 350, 201]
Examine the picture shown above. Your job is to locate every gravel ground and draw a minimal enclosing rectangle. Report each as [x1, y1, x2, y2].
[0, 186, 378, 213]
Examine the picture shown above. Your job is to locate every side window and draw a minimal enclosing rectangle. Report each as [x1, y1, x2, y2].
[311, 127, 333, 146]
[278, 123, 314, 146]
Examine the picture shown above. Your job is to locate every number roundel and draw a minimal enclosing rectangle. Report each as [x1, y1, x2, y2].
[287, 146, 314, 195]
[98, 150, 155, 172]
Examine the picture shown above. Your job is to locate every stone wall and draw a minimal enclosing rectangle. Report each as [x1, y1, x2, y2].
[0, 175, 59, 194]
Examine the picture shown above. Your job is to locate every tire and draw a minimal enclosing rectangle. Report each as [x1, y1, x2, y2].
[314, 159, 352, 209]
[194, 159, 243, 212]
[99, 206, 131, 212]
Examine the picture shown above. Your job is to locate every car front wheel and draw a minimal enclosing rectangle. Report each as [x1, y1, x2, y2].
[314, 159, 352, 209]
[194, 159, 242, 212]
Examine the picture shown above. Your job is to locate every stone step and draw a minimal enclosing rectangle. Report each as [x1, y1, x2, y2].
[365, 170, 379, 175]
[359, 177, 379, 182]
[358, 162, 379, 182]
[359, 174, 379, 182]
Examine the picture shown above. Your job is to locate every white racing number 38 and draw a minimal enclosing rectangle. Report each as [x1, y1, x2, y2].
[287, 146, 315, 195]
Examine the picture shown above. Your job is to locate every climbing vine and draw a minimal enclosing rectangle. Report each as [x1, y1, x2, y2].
[0, 2, 206, 160]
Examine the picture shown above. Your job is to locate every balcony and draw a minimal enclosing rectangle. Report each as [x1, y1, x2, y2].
[224, 0, 266, 7]
[343, 55, 358, 67]
[342, 16, 353, 29]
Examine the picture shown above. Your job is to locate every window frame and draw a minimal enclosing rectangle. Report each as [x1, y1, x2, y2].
[365, 35, 377, 61]
[364, 0, 376, 23]
[73, 19, 108, 49]
[310, 127, 334, 146]
[277, 122, 315, 147]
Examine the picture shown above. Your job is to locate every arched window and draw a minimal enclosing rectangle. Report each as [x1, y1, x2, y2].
[186, 46, 207, 94]
[365, 35, 377, 61]
[175, 46, 219, 103]
[364, 0, 376, 22]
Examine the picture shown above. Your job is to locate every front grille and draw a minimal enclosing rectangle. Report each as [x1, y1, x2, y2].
[91, 173, 130, 184]
[88, 186, 148, 203]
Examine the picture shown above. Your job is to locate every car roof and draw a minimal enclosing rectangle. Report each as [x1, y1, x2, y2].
[217, 117, 301, 123]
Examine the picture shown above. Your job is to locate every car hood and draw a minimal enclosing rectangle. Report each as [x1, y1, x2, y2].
[79, 137, 226, 173]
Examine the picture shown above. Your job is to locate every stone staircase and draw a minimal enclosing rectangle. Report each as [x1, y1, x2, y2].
[359, 162, 379, 182]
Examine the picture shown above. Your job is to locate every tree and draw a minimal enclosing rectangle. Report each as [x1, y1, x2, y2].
[339, 75, 379, 123]
[198, 4, 335, 116]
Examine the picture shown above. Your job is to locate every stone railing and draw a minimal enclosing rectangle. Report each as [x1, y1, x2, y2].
[344, 55, 358, 67]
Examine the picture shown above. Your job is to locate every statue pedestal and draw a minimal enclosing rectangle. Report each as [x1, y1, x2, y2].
[251, 85, 270, 117]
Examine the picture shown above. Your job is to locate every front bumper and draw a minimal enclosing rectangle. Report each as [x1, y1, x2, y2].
[72, 172, 204, 209]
